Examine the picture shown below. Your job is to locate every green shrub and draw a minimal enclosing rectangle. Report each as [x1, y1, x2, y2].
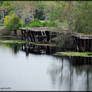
[24, 19, 57, 27]
[29, 19, 43, 27]
[0, 21, 3, 26]
[46, 21, 57, 27]
[4, 13, 23, 31]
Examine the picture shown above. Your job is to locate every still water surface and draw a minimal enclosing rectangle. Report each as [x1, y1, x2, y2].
[0, 44, 92, 91]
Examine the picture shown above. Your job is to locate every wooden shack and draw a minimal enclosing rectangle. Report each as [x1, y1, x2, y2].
[72, 33, 92, 52]
[19, 27, 60, 43]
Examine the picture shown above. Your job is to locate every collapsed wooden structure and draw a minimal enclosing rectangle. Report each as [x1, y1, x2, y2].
[19, 27, 92, 52]
[19, 27, 60, 43]
[72, 33, 92, 52]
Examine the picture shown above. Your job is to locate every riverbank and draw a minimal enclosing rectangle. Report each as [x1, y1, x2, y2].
[0, 40, 56, 47]
[0, 40, 92, 57]
[54, 52, 92, 57]
[0, 26, 92, 57]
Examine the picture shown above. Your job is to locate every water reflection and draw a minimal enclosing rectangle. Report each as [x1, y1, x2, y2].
[0, 44, 92, 91]
[48, 56, 92, 91]
[21, 43, 58, 56]
[70, 56, 92, 66]
[2, 43, 58, 56]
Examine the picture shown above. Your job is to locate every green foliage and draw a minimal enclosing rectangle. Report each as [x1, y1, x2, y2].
[55, 20, 68, 26]
[45, 21, 57, 27]
[0, 21, 3, 26]
[24, 19, 57, 27]
[34, 6, 45, 20]
[1, 1, 92, 34]
[65, 1, 92, 34]
[74, 2, 92, 34]
[55, 52, 92, 57]
[4, 13, 23, 31]
[0, 1, 14, 15]
[29, 19, 43, 27]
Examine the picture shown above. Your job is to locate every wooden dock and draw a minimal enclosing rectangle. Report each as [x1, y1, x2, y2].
[19, 27, 60, 43]
[72, 33, 92, 52]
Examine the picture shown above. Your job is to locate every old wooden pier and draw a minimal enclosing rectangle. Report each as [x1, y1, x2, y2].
[19, 27, 60, 43]
[72, 33, 92, 52]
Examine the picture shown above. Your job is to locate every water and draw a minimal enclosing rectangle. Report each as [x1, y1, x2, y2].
[0, 44, 92, 91]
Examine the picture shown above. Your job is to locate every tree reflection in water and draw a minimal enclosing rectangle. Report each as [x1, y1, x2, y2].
[48, 56, 92, 91]
[2, 43, 58, 56]
[0, 43, 22, 55]
[21, 43, 58, 56]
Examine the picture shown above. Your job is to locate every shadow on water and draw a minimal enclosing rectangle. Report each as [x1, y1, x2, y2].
[21, 43, 58, 56]
[0, 43, 22, 55]
[70, 56, 92, 66]
[2, 43, 59, 56]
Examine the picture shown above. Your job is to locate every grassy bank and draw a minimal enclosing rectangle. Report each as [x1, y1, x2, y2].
[0, 40, 56, 47]
[54, 52, 92, 57]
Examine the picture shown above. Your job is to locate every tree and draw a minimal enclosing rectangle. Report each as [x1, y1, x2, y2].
[63, 1, 92, 34]
[4, 12, 23, 35]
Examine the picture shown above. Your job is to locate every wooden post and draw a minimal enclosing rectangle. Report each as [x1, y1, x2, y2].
[91, 40, 92, 52]
[76, 38, 79, 51]
[46, 31, 50, 43]
[21, 30, 23, 40]
[30, 31, 33, 42]
[83, 40, 86, 52]
[14, 27, 17, 36]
